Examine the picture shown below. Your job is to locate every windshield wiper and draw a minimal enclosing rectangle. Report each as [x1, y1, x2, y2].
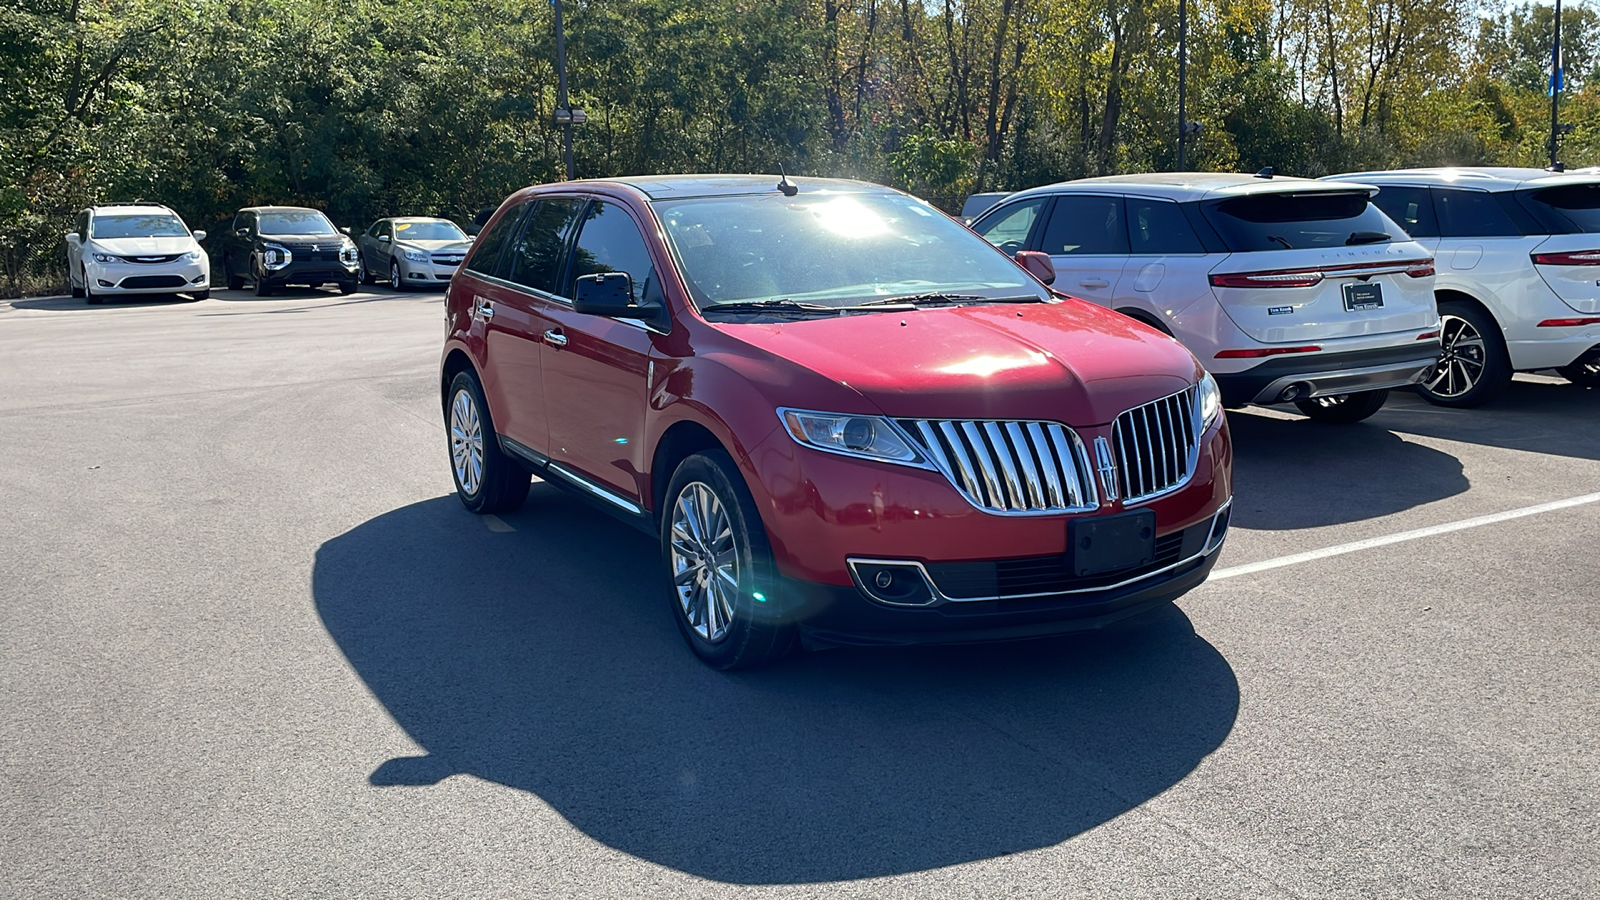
[1346, 231, 1391, 245]
[1266, 235, 1294, 250]
[700, 299, 841, 317]
[853, 292, 1042, 308]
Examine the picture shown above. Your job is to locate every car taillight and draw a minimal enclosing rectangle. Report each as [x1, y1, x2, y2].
[1214, 346, 1322, 359]
[1417, 330, 1440, 340]
[1405, 262, 1435, 278]
[1532, 250, 1600, 266]
[1210, 269, 1324, 289]
[1537, 317, 1600, 327]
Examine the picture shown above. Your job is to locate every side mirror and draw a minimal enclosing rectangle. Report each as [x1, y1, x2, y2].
[65, 232, 81, 245]
[378, 234, 390, 243]
[340, 226, 354, 236]
[573, 272, 665, 328]
[1015, 250, 1056, 286]
[192, 230, 207, 242]
[236, 228, 250, 237]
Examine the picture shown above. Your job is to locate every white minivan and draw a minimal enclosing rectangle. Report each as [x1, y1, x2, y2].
[1325, 167, 1600, 405]
[66, 203, 209, 304]
[971, 173, 1442, 423]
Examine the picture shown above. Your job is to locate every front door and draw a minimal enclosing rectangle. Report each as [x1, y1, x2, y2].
[541, 199, 661, 505]
[1036, 193, 1130, 308]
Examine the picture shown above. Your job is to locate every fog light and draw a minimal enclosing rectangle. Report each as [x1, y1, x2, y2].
[849, 560, 938, 607]
[190, 275, 206, 284]
[97, 279, 114, 287]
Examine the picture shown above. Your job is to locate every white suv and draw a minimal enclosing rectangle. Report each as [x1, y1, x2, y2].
[66, 203, 209, 304]
[1325, 167, 1600, 404]
[970, 173, 1441, 423]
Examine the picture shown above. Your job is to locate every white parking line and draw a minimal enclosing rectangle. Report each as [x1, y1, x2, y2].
[1211, 491, 1600, 581]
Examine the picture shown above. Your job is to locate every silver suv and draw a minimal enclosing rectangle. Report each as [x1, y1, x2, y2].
[1326, 167, 1600, 404]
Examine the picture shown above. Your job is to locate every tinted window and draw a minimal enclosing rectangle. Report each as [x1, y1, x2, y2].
[1370, 186, 1437, 238]
[506, 198, 584, 294]
[972, 199, 1045, 254]
[1518, 184, 1600, 233]
[1432, 189, 1519, 238]
[656, 192, 1043, 308]
[1204, 191, 1395, 251]
[1038, 195, 1129, 255]
[1126, 198, 1204, 254]
[366, 221, 385, 238]
[569, 202, 656, 304]
[463, 201, 529, 278]
[257, 210, 337, 236]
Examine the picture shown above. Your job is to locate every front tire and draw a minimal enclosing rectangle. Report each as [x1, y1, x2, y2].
[188, 290, 209, 302]
[446, 371, 529, 514]
[337, 280, 356, 296]
[390, 260, 404, 291]
[84, 272, 103, 305]
[1294, 389, 1389, 424]
[1418, 301, 1511, 407]
[663, 451, 797, 670]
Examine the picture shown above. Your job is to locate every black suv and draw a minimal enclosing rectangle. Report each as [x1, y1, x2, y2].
[220, 206, 361, 296]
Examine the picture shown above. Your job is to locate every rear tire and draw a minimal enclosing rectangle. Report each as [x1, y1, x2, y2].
[445, 371, 530, 514]
[662, 450, 798, 670]
[359, 254, 375, 285]
[1294, 389, 1389, 424]
[1417, 300, 1511, 407]
[227, 260, 245, 291]
[71, 277, 84, 299]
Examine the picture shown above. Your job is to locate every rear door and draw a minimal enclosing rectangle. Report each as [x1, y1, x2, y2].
[541, 199, 662, 504]
[1202, 188, 1437, 342]
[462, 199, 546, 453]
[1034, 193, 1130, 308]
[1118, 196, 1212, 320]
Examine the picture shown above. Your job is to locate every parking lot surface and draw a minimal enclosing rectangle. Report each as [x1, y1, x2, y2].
[3, 289, 1597, 898]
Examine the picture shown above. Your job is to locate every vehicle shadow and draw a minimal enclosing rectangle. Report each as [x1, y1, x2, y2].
[313, 492, 1240, 884]
[1226, 407, 1470, 530]
[7, 293, 198, 311]
[1371, 379, 1600, 462]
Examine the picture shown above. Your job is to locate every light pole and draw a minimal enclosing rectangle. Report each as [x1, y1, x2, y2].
[1551, 0, 1563, 169]
[1177, 0, 1189, 170]
[552, 0, 582, 181]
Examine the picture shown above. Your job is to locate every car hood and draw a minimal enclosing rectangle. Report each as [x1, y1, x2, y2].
[711, 300, 1200, 425]
[90, 236, 196, 256]
[397, 239, 472, 253]
[262, 233, 346, 245]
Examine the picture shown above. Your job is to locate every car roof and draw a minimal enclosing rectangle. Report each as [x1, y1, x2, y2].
[1004, 172, 1376, 202]
[239, 206, 329, 214]
[539, 174, 892, 201]
[1324, 167, 1600, 191]
[90, 204, 173, 216]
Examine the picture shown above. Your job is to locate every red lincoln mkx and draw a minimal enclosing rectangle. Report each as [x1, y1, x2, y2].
[440, 175, 1233, 669]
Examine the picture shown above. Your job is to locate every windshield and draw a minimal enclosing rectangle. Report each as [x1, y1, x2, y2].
[1519, 184, 1600, 233]
[394, 221, 466, 241]
[653, 191, 1045, 309]
[259, 211, 338, 236]
[91, 214, 188, 240]
[1203, 191, 1399, 251]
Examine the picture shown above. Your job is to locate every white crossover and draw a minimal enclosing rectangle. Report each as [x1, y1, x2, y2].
[970, 172, 1441, 423]
[1325, 167, 1600, 404]
[66, 203, 209, 304]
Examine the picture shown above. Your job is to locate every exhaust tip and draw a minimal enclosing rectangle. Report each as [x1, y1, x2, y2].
[1279, 383, 1308, 402]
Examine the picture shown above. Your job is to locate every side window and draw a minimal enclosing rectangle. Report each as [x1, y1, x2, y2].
[1433, 188, 1518, 238]
[568, 201, 657, 305]
[972, 199, 1046, 255]
[366, 221, 383, 239]
[378, 221, 393, 240]
[463, 201, 530, 278]
[76, 211, 90, 237]
[1038, 194, 1129, 255]
[1370, 186, 1437, 238]
[1126, 198, 1204, 254]
[505, 198, 584, 295]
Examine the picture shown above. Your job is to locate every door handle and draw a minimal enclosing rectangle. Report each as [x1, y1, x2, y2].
[1078, 279, 1109, 288]
[474, 298, 494, 319]
[543, 329, 568, 348]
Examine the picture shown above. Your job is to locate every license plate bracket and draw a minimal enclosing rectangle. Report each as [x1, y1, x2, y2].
[1342, 281, 1384, 311]
[1068, 510, 1157, 577]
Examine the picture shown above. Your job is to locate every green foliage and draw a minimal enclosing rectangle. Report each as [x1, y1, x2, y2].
[1, 0, 1596, 296]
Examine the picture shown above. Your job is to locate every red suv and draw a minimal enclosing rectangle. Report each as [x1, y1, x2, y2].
[441, 175, 1233, 668]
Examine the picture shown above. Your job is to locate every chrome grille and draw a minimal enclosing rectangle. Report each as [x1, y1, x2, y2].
[1112, 386, 1200, 503]
[897, 418, 1097, 515]
[432, 253, 465, 266]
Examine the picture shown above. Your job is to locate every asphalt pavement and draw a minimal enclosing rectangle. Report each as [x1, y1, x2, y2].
[2, 287, 1597, 898]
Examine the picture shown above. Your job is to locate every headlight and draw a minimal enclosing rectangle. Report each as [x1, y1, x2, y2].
[261, 243, 292, 270]
[341, 243, 361, 266]
[779, 409, 922, 466]
[183, 250, 202, 261]
[1197, 371, 1222, 429]
[91, 252, 118, 263]
[401, 247, 428, 263]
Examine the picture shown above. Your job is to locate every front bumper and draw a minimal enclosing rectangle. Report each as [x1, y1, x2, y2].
[263, 261, 359, 286]
[1214, 343, 1439, 406]
[398, 256, 460, 285]
[86, 259, 209, 294]
[785, 504, 1229, 648]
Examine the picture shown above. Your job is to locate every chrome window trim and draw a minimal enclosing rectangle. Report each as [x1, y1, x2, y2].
[458, 269, 669, 335]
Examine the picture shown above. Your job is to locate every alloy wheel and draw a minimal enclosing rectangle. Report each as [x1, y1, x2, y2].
[1424, 314, 1487, 399]
[669, 482, 739, 643]
[390, 260, 402, 290]
[449, 389, 484, 496]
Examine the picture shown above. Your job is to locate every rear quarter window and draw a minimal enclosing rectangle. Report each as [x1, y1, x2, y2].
[1516, 184, 1600, 234]
[463, 201, 530, 278]
[1202, 191, 1398, 251]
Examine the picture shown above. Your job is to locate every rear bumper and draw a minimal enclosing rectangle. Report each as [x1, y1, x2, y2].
[1215, 343, 1439, 406]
